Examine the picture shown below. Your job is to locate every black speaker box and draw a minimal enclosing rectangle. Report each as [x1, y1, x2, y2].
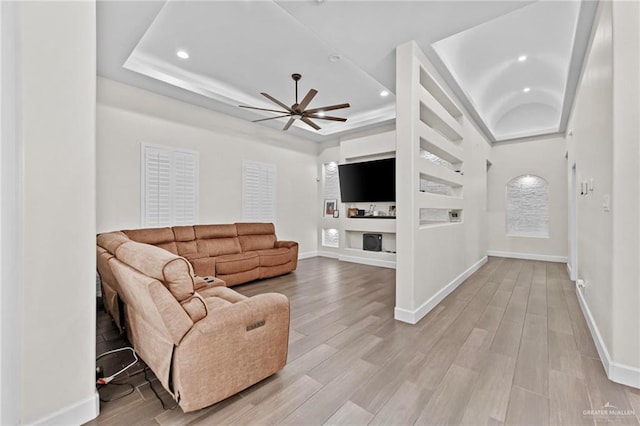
[363, 233, 382, 252]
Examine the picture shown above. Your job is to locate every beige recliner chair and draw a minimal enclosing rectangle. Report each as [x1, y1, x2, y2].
[99, 233, 290, 412]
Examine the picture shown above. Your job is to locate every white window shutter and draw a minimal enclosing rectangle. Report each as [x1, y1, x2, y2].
[173, 151, 198, 225]
[143, 146, 171, 227]
[243, 161, 276, 222]
[142, 143, 198, 227]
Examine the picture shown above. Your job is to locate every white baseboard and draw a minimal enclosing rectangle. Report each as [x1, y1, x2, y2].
[32, 391, 99, 425]
[338, 254, 396, 269]
[298, 251, 319, 260]
[394, 256, 488, 324]
[576, 285, 640, 389]
[317, 250, 339, 259]
[566, 262, 572, 278]
[487, 250, 567, 263]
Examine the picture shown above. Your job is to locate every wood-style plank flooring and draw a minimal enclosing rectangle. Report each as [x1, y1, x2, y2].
[89, 257, 640, 425]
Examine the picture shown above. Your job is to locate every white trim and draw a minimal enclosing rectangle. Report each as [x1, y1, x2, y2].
[298, 251, 319, 260]
[318, 251, 339, 260]
[31, 391, 99, 426]
[338, 254, 396, 269]
[487, 250, 568, 263]
[576, 285, 640, 389]
[394, 256, 488, 324]
[566, 262, 572, 279]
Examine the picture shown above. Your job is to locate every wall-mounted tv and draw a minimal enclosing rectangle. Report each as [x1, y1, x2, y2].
[338, 158, 395, 202]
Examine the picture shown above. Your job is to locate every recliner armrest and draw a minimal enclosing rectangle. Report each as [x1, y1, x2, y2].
[191, 293, 289, 335]
[274, 240, 297, 249]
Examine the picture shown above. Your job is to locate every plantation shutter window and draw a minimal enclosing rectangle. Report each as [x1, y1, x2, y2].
[142, 143, 198, 227]
[243, 161, 276, 222]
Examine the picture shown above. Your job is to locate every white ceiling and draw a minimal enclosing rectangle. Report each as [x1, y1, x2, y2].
[97, 0, 597, 143]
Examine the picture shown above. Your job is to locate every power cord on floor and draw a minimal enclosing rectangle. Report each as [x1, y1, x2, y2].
[143, 367, 179, 410]
[96, 346, 139, 403]
[96, 347, 138, 385]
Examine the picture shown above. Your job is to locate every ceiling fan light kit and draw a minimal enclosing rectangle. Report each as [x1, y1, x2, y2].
[239, 73, 350, 131]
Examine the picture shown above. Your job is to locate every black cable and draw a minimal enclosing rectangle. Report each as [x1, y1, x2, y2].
[143, 367, 179, 410]
[97, 382, 135, 403]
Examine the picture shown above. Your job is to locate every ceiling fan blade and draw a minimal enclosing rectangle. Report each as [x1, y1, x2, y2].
[239, 105, 289, 114]
[305, 103, 350, 114]
[301, 117, 321, 131]
[298, 89, 318, 111]
[261, 92, 294, 112]
[307, 115, 347, 122]
[283, 117, 296, 131]
[252, 114, 292, 123]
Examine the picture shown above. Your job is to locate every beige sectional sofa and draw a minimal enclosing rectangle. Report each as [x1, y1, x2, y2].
[96, 228, 291, 412]
[120, 222, 298, 285]
[97, 222, 298, 330]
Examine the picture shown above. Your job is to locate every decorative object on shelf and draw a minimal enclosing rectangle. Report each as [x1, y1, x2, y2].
[333, 210, 339, 218]
[239, 73, 350, 131]
[347, 208, 359, 218]
[389, 205, 396, 216]
[324, 199, 337, 216]
[449, 210, 461, 222]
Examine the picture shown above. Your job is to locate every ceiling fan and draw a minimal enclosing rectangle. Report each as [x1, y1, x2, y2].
[239, 73, 350, 131]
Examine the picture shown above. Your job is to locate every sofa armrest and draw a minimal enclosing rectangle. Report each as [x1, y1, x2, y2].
[193, 276, 226, 291]
[172, 293, 290, 412]
[193, 293, 289, 334]
[275, 240, 297, 249]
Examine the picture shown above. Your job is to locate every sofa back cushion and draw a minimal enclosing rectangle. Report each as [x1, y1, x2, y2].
[97, 231, 130, 254]
[194, 224, 237, 239]
[194, 224, 242, 257]
[125, 227, 178, 255]
[236, 223, 277, 251]
[115, 241, 195, 302]
[235, 222, 275, 236]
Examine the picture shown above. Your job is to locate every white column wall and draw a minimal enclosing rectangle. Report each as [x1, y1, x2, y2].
[20, 1, 98, 423]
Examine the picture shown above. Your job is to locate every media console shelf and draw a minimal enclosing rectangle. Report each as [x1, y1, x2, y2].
[348, 216, 396, 219]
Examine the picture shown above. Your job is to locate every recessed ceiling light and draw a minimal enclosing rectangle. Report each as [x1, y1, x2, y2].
[329, 54, 341, 62]
[518, 55, 527, 62]
[523, 87, 531, 93]
[380, 90, 390, 97]
[176, 50, 189, 59]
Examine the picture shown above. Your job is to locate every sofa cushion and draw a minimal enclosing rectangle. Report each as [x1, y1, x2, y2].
[125, 227, 175, 245]
[115, 241, 195, 302]
[125, 228, 178, 254]
[194, 224, 238, 239]
[173, 225, 196, 242]
[197, 237, 241, 257]
[235, 222, 275, 236]
[256, 248, 291, 267]
[176, 240, 199, 257]
[191, 257, 216, 277]
[215, 252, 259, 275]
[238, 234, 276, 252]
[97, 231, 129, 254]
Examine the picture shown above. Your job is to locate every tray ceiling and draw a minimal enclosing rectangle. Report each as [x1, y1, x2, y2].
[97, 0, 597, 142]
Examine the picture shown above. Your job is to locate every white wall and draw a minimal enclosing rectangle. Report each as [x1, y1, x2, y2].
[566, 0, 639, 387]
[20, 1, 98, 423]
[487, 135, 568, 261]
[0, 1, 21, 424]
[395, 42, 491, 324]
[97, 78, 319, 256]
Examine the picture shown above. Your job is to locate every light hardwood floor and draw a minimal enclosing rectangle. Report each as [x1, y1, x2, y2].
[90, 257, 640, 425]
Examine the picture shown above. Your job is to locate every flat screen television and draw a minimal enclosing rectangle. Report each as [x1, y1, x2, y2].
[338, 158, 395, 202]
